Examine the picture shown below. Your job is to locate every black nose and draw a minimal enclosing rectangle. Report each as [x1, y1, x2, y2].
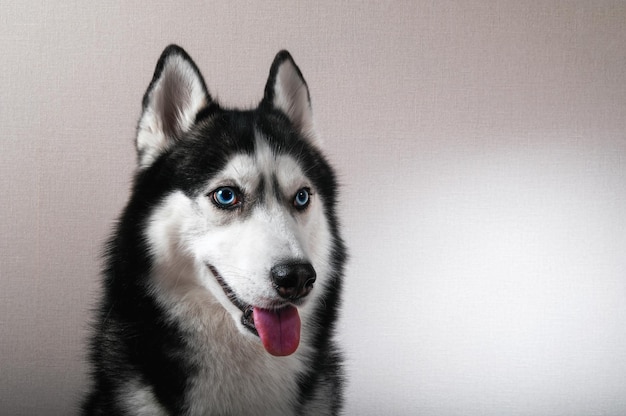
[271, 262, 316, 300]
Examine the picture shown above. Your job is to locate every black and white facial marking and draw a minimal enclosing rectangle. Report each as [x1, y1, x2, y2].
[137, 46, 336, 357]
[204, 140, 332, 351]
[144, 135, 334, 357]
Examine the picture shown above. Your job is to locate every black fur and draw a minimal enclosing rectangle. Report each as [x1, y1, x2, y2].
[83, 45, 346, 415]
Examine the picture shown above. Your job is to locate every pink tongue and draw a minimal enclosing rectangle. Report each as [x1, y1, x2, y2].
[253, 306, 301, 356]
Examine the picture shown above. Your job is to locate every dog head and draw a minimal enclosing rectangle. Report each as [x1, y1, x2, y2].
[132, 46, 340, 356]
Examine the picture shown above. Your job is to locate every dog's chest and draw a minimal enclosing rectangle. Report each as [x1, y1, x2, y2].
[182, 315, 308, 415]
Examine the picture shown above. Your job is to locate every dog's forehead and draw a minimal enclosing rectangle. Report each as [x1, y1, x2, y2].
[212, 137, 306, 192]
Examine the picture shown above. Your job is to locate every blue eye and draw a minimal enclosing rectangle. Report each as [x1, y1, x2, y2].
[294, 188, 310, 209]
[212, 187, 240, 208]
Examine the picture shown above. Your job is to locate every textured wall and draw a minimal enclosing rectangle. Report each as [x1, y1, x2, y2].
[1, 1, 625, 415]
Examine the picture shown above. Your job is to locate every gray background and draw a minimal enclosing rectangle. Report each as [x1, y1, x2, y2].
[1, 1, 625, 415]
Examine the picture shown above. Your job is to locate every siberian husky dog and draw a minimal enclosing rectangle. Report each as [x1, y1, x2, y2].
[82, 45, 346, 415]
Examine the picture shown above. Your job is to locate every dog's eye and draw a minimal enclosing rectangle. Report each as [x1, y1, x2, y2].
[211, 187, 241, 209]
[293, 188, 311, 210]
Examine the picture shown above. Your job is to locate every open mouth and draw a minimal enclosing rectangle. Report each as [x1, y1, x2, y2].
[207, 264, 301, 357]
[207, 264, 258, 335]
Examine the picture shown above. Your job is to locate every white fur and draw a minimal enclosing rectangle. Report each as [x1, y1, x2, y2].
[120, 379, 168, 416]
[143, 138, 334, 415]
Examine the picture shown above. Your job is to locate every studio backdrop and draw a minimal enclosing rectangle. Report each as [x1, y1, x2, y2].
[1, 1, 625, 415]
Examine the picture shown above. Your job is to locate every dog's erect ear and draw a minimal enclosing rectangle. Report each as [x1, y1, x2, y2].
[262, 51, 317, 143]
[136, 45, 211, 168]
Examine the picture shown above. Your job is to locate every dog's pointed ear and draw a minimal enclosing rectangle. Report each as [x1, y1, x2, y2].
[262, 51, 318, 143]
[136, 45, 211, 168]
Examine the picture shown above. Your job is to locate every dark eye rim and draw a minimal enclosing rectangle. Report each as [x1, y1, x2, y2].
[293, 187, 312, 210]
[210, 186, 242, 210]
